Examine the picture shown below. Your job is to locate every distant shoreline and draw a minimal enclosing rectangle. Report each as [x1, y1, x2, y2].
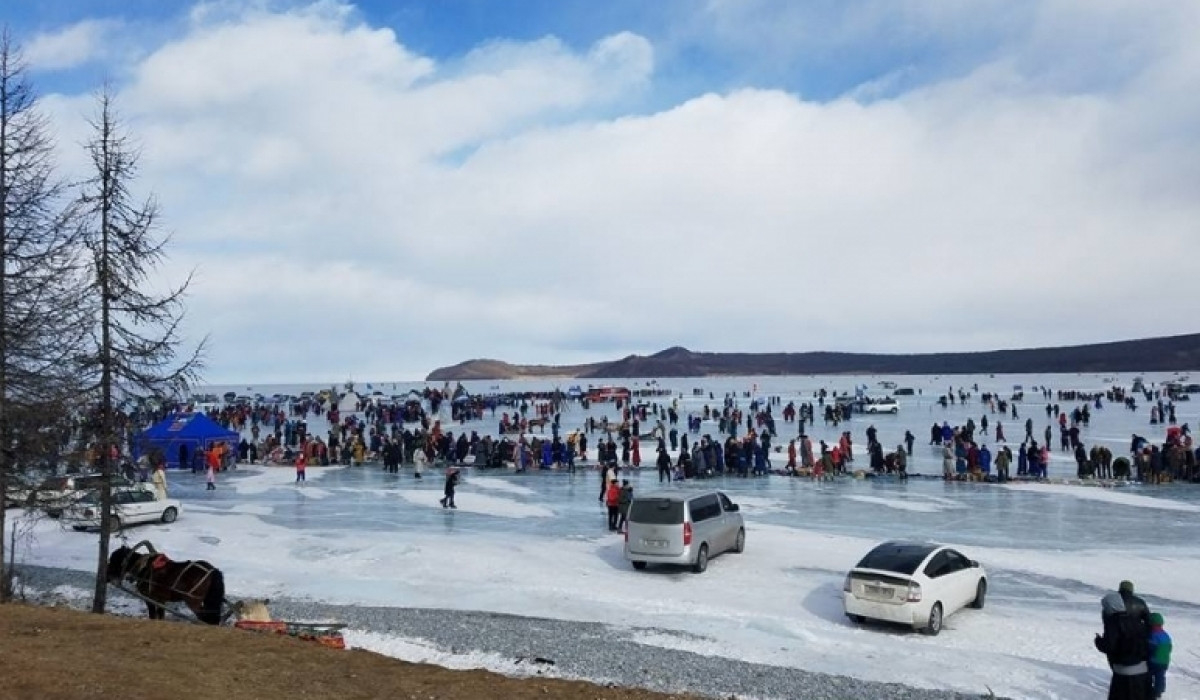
[424, 333, 1200, 381]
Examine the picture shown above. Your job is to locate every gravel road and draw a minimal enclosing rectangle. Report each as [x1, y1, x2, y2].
[14, 564, 996, 700]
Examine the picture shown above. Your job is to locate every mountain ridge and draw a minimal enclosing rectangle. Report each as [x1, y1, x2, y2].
[424, 333, 1200, 381]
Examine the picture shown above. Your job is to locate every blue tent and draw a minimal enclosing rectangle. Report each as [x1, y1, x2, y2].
[135, 412, 240, 470]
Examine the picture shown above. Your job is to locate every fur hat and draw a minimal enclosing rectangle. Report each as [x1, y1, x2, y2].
[1119, 580, 1135, 594]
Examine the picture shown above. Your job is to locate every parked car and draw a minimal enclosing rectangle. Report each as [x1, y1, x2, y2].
[25, 473, 152, 517]
[62, 487, 181, 531]
[863, 397, 900, 414]
[624, 490, 744, 573]
[843, 541, 986, 636]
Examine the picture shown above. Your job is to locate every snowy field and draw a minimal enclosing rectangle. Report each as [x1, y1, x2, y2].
[6, 371, 1200, 699]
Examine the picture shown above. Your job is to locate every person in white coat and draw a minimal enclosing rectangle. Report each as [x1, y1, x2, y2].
[152, 463, 168, 501]
[413, 445, 428, 479]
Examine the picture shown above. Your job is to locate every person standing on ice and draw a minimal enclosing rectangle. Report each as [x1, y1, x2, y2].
[440, 467, 459, 509]
[904, 430, 914, 456]
[152, 462, 168, 500]
[1094, 591, 1151, 700]
[996, 421, 1005, 442]
[294, 451, 307, 484]
[604, 479, 620, 531]
[616, 480, 633, 532]
[656, 445, 672, 482]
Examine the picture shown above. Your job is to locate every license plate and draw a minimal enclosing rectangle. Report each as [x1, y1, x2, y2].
[865, 585, 892, 598]
[643, 539, 668, 548]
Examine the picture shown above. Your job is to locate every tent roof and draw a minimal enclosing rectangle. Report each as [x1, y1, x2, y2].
[141, 412, 239, 442]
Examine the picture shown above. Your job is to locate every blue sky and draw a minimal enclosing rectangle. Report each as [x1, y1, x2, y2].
[7, 1, 1030, 105]
[4, 1, 1198, 382]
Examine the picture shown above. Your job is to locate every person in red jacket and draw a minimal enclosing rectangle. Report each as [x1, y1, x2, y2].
[295, 452, 307, 484]
[605, 479, 620, 531]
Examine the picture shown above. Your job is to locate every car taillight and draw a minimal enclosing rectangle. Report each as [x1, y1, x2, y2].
[906, 582, 922, 602]
[683, 521, 692, 546]
[843, 575, 852, 593]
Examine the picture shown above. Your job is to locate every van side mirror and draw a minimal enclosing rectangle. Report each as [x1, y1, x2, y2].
[970, 559, 979, 568]
[727, 503, 739, 512]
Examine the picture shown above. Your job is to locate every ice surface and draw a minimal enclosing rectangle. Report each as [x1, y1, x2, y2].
[6, 371, 1200, 699]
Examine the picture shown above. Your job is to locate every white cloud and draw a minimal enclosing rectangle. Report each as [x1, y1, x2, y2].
[33, 1, 1200, 382]
[24, 20, 118, 71]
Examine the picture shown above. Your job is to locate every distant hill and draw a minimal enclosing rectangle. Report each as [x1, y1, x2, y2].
[424, 333, 1200, 381]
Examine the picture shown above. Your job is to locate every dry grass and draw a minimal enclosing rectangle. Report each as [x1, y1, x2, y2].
[1, 603, 702, 700]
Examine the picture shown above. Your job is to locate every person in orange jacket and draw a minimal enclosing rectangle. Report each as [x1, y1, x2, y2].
[605, 479, 621, 531]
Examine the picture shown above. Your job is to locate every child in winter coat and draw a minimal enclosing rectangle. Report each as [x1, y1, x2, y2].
[1149, 612, 1172, 698]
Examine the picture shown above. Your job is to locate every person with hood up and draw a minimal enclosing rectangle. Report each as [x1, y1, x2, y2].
[1095, 590, 1151, 699]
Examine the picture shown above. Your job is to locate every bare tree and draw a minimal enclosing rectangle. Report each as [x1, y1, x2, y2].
[76, 88, 204, 614]
[0, 30, 86, 601]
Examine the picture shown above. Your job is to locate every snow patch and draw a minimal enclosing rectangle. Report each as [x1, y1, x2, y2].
[1002, 483, 1200, 512]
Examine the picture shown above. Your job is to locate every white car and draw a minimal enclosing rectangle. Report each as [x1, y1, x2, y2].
[62, 487, 182, 531]
[863, 397, 899, 414]
[843, 541, 986, 635]
[26, 474, 154, 517]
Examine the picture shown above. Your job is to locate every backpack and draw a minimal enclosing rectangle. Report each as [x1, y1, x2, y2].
[1111, 614, 1149, 664]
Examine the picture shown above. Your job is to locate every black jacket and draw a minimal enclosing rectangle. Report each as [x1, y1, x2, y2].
[1095, 612, 1149, 674]
[1120, 591, 1152, 639]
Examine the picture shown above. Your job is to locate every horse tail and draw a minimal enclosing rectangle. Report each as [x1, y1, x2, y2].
[200, 568, 226, 625]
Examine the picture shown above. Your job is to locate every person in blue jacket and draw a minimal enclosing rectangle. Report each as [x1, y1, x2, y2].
[979, 444, 992, 477]
[1149, 612, 1172, 699]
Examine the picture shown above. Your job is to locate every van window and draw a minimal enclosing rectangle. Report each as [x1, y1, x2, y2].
[629, 498, 684, 524]
[689, 495, 721, 522]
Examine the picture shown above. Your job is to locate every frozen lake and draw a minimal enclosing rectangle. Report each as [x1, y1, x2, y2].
[7, 371, 1200, 699]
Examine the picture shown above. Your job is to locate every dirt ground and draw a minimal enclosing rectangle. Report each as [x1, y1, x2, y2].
[1, 603, 703, 700]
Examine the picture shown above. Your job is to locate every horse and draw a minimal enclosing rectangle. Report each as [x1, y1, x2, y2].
[107, 544, 227, 625]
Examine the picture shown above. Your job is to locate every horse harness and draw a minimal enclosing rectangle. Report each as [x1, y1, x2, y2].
[122, 550, 215, 599]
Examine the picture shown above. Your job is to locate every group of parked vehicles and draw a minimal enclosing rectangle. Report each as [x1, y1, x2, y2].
[4, 472, 182, 532]
[622, 490, 986, 636]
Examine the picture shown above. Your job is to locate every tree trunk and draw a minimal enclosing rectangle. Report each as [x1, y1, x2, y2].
[91, 103, 114, 615]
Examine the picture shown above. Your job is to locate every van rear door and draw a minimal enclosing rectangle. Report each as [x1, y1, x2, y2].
[627, 498, 685, 556]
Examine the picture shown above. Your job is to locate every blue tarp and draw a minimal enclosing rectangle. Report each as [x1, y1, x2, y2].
[134, 412, 240, 470]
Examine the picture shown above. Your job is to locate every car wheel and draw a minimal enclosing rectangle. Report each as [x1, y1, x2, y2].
[733, 528, 745, 553]
[72, 525, 87, 532]
[161, 507, 178, 524]
[692, 544, 709, 573]
[921, 603, 943, 636]
[631, 561, 646, 570]
[108, 515, 122, 532]
[890, 408, 899, 414]
[970, 579, 986, 609]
